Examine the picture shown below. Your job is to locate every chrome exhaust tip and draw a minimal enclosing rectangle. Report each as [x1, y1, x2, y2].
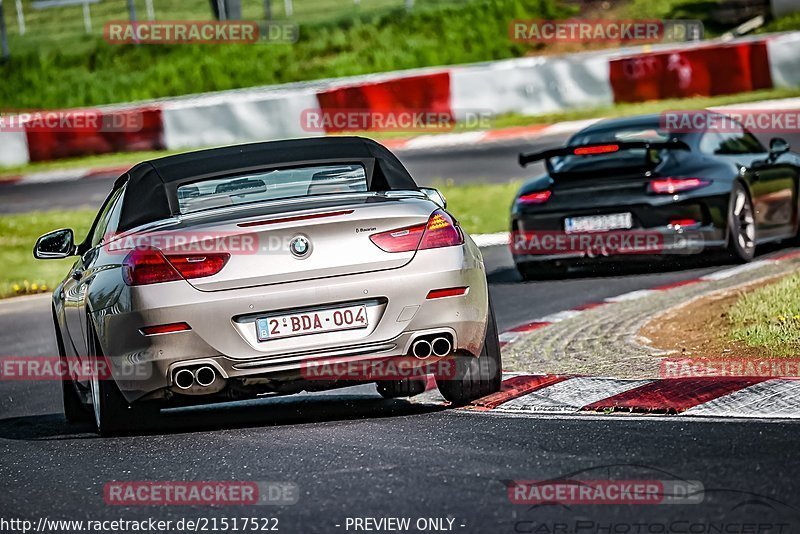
[174, 368, 195, 390]
[194, 366, 217, 388]
[431, 337, 452, 357]
[411, 339, 433, 359]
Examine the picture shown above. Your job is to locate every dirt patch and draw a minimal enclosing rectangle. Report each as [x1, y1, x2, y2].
[639, 276, 786, 359]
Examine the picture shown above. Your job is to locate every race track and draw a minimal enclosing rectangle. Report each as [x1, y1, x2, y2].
[1, 136, 799, 531]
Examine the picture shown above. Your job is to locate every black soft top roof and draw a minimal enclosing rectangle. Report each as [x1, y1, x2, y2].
[115, 137, 419, 232]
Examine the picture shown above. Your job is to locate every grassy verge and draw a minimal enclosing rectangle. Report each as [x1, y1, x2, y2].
[0, 182, 517, 298]
[0, 210, 95, 298]
[0, 0, 570, 109]
[437, 180, 520, 235]
[4, 0, 799, 110]
[3, 86, 799, 179]
[727, 273, 800, 356]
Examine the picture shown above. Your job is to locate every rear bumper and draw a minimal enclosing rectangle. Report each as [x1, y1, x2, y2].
[94, 239, 488, 402]
[511, 189, 730, 263]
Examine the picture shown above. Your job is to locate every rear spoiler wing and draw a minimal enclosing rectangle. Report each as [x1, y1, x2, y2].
[518, 140, 691, 167]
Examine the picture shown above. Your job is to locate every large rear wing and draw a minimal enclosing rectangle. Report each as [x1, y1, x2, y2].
[518, 140, 691, 167]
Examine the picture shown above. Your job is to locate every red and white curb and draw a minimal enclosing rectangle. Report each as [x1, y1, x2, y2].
[414, 373, 800, 419]
[496, 252, 800, 348]
[435, 250, 800, 419]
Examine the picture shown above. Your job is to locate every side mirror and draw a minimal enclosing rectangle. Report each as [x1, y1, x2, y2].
[769, 138, 790, 161]
[419, 187, 447, 209]
[34, 229, 75, 259]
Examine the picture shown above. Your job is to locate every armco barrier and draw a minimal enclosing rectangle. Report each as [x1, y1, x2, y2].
[316, 71, 453, 132]
[0, 131, 30, 167]
[2, 33, 798, 167]
[767, 32, 800, 88]
[450, 51, 614, 119]
[25, 107, 164, 162]
[162, 90, 322, 150]
[609, 41, 773, 103]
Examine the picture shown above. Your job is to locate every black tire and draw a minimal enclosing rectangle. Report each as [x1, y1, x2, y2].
[435, 299, 502, 405]
[726, 182, 756, 263]
[88, 323, 155, 436]
[516, 261, 566, 281]
[376, 378, 427, 399]
[53, 309, 91, 424]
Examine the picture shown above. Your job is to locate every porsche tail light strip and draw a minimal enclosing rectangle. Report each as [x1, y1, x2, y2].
[649, 178, 711, 195]
[369, 210, 464, 253]
[426, 287, 469, 299]
[123, 248, 230, 286]
[573, 144, 620, 155]
[517, 191, 552, 205]
[237, 210, 354, 228]
[140, 322, 192, 336]
[669, 218, 700, 228]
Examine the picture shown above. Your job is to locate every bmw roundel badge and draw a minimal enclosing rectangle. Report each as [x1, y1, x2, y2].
[289, 236, 311, 258]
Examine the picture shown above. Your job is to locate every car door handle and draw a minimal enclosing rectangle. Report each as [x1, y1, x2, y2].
[71, 270, 84, 281]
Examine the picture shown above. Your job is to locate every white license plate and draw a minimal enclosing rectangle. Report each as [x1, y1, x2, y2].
[256, 305, 368, 341]
[564, 213, 633, 233]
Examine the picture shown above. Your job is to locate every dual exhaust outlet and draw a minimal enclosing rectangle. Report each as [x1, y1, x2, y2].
[411, 336, 453, 359]
[174, 365, 218, 390]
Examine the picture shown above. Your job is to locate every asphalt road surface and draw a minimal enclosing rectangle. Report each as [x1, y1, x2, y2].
[1, 136, 799, 532]
[1, 247, 799, 532]
[0, 134, 560, 214]
[3, 129, 799, 214]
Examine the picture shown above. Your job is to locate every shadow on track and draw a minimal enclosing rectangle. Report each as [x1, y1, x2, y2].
[0, 393, 447, 441]
[488, 242, 791, 285]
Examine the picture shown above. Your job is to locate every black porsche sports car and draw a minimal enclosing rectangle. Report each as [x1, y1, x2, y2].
[512, 112, 800, 280]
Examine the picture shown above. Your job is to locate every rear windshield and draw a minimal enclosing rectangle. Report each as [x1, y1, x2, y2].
[177, 163, 368, 215]
[553, 127, 673, 174]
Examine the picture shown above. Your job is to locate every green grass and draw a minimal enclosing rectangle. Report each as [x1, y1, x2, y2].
[3, 86, 799, 177]
[728, 273, 800, 356]
[437, 180, 520, 234]
[0, 210, 95, 298]
[0, 181, 517, 298]
[0, 0, 571, 109]
[3, 0, 797, 110]
[760, 12, 800, 33]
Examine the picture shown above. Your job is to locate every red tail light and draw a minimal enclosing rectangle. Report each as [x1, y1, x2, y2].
[427, 287, 468, 299]
[140, 322, 191, 336]
[517, 191, 552, 205]
[369, 224, 426, 253]
[574, 144, 619, 155]
[419, 210, 463, 250]
[370, 210, 463, 253]
[166, 253, 230, 279]
[122, 248, 230, 286]
[649, 177, 710, 195]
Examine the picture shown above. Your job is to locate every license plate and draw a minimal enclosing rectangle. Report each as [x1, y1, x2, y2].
[256, 305, 368, 341]
[565, 213, 633, 233]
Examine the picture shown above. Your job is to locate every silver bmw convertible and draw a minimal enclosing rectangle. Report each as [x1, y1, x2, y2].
[35, 137, 501, 435]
